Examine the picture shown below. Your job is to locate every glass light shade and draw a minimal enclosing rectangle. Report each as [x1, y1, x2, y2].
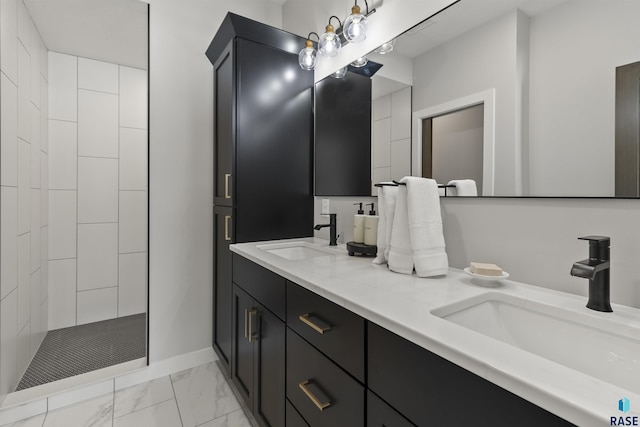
[318, 25, 341, 57]
[351, 56, 368, 67]
[343, 6, 367, 43]
[376, 40, 394, 54]
[298, 44, 317, 70]
[331, 66, 347, 79]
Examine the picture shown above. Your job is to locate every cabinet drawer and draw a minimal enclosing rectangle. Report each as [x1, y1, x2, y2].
[232, 254, 286, 320]
[287, 329, 364, 427]
[286, 399, 309, 427]
[287, 282, 365, 382]
[367, 390, 415, 427]
[368, 322, 572, 427]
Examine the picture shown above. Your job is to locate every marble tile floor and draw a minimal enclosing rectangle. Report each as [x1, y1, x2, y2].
[1, 362, 253, 427]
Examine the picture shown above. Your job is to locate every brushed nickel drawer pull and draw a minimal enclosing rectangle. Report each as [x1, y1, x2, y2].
[298, 380, 331, 411]
[224, 215, 231, 241]
[248, 309, 258, 342]
[299, 313, 332, 334]
[224, 173, 231, 199]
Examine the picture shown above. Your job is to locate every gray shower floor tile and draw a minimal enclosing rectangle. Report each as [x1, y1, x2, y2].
[16, 314, 146, 391]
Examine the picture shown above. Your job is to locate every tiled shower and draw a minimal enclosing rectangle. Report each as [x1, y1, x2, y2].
[0, 0, 148, 398]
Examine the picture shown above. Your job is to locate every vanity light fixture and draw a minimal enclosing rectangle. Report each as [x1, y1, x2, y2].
[351, 56, 368, 67]
[298, 32, 319, 70]
[318, 16, 342, 57]
[343, 0, 369, 43]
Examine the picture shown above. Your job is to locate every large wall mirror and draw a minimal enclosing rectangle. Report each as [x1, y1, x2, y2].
[319, 0, 640, 198]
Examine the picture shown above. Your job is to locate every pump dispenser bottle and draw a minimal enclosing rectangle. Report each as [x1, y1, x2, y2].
[364, 203, 379, 246]
[353, 203, 365, 243]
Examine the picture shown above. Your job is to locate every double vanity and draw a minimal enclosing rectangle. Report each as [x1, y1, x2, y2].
[230, 238, 640, 427]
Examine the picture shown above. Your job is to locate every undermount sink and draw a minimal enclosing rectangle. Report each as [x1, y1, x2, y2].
[431, 292, 640, 393]
[256, 241, 337, 261]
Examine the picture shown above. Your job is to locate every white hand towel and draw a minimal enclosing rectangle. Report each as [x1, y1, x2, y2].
[387, 184, 414, 274]
[372, 184, 398, 265]
[447, 179, 477, 196]
[402, 176, 449, 277]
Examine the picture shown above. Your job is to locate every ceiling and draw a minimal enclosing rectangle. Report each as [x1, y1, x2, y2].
[23, 0, 148, 70]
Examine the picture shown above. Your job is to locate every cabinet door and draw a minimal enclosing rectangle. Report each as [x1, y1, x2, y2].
[367, 390, 415, 427]
[253, 303, 285, 427]
[232, 285, 254, 406]
[213, 206, 233, 374]
[214, 42, 234, 206]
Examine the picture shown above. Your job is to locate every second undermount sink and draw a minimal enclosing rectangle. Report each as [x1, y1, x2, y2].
[431, 292, 640, 393]
[256, 241, 337, 261]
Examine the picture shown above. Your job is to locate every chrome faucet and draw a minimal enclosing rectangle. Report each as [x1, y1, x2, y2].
[314, 213, 337, 246]
[570, 236, 612, 312]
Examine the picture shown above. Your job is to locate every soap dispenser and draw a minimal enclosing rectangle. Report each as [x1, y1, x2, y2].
[353, 203, 365, 243]
[364, 203, 379, 246]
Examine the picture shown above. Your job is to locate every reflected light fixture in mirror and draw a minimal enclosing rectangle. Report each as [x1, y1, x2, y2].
[332, 66, 348, 78]
[299, 32, 319, 70]
[376, 39, 394, 54]
[319, 16, 342, 57]
[351, 56, 368, 67]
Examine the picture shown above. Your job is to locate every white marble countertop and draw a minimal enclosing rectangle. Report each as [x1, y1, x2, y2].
[230, 237, 640, 427]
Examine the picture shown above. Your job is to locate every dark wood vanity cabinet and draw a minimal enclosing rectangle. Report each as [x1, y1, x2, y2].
[368, 322, 573, 427]
[231, 255, 287, 427]
[206, 13, 314, 378]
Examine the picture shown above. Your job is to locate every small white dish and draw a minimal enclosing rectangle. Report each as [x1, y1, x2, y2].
[464, 267, 509, 282]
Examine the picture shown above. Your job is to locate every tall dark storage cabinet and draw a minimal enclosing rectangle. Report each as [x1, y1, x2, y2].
[206, 13, 314, 427]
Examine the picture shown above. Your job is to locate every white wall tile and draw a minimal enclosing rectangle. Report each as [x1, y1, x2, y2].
[1, 0, 19, 84]
[17, 233, 30, 331]
[30, 104, 41, 188]
[16, 321, 31, 379]
[391, 138, 412, 181]
[77, 287, 118, 325]
[48, 259, 76, 329]
[78, 157, 118, 223]
[48, 190, 77, 260]
[30, 269, 43, 354]
[49, 120, 77, 190]
[30, 24, 42, 109]
[118, 253, 147, 317]
[373, 167, 391, 189]
[391, 87, 411, 141]
[119, 191, 147, 254]
[77, 223, 118, 291]
[372, 118, 391, 168]
[78, 57, 119, 94]
[16, 0, 30, 54]
[40, 36, 48, 82]
[17, 138, 30, 234]
[48, 52, 77, 122]
[1, 188, 18, 300]
[1, 74, 18, 186]
[18, 42, 30, 141]
[30, 189, 41, 273]
[40, 226, 48, 303]
[119, 128, 147, 190]
[119, 66, 147, 129]
[1, 290, 19, 396]
[372, 94, 391, 121]
[77, 89, 118, 158]
[40, 153, 49, 225]
[40, 74, 49, 153]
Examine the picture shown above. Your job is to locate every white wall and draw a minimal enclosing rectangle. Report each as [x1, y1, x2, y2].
[527, 0, 640, 196]
[0, 0, 49, 400]
[147, 0, 282, 363]
[48, 52, 148, 329]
